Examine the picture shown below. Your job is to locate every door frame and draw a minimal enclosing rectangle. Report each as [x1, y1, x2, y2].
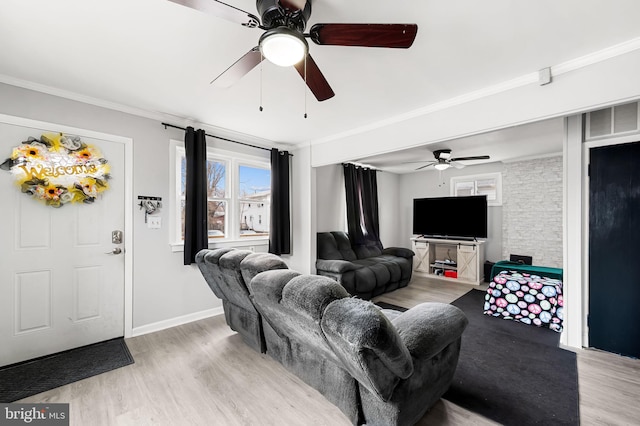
[0, 113, 134, 338]
[582, 133, 640, 349]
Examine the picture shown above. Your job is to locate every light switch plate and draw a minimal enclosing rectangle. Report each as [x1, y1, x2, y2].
[148, 215, 161, 229]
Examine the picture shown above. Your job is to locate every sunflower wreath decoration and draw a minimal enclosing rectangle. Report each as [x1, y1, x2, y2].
[0, 133, 110, 207]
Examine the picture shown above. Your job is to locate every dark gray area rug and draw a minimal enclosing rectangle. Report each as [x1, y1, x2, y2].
[377, 291, 579, 425]
[443, 289, 579, 425]
[0, 337, 134, 402]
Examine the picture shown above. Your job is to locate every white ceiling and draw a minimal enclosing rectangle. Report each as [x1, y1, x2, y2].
[1, 0, 640, 169]
[356, 117, 565, 173]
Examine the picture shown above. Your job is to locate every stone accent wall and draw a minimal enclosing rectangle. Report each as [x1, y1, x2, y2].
[502, 156, 563, 268]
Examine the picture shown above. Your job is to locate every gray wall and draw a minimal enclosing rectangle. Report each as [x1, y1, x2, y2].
[314, 165, 402, 248]
[314, 157, 565, 269]
[0, 82, 272, 331]
[502, 155, 563, 267]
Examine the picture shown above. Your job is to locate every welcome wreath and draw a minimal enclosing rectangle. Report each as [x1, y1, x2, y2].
[0, 133, 110, 208]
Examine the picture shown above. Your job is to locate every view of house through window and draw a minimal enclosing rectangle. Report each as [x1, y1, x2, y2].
[178, 149, 270, 242]
[238, 165, 270, 237]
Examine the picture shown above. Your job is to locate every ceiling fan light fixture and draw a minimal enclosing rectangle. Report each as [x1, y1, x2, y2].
[259, 27, 308, 67]
[434, 163, 450, 171]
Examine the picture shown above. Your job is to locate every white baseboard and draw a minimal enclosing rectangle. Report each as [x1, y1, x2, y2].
[131, 307, 224, 337]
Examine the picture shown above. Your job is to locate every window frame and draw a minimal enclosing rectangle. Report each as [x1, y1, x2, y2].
[450, 172, 502, 206]
[585, 102, 640, 141]
[170, 140, 271, 251]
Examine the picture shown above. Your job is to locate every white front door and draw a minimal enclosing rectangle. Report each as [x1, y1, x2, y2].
[0, 118, 127, 367]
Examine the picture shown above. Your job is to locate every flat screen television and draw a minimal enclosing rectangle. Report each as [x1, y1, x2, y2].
[412, 195, 487, 239]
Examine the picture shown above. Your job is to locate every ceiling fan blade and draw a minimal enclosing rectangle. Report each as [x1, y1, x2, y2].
[450, 161, 466, 169]
[415, 162, 435, 171]
[167, 0, 260, 28]
[211, 47, 263, 87]
[293, 54, 335, 102]
[309, 23, 418, 48]
[450, 155, 491, 161]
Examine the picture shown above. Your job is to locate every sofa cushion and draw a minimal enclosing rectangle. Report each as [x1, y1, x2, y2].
[282, 274, 351, 322]
[240, 252, 288, 286]
[317, 231, 357, 261]
[353, 240, 383, 259]
[195, 247, 235, 300]
[251, 271, 348, 364]
[216, 250, 255, 311]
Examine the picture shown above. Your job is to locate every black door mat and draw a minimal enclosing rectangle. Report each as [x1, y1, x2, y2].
[0, 337, 134, 402]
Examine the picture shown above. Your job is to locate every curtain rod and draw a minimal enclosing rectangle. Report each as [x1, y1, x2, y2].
[161, 122, 292, 156]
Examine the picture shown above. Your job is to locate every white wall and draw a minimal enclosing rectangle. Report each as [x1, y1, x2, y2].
[315, 164, 345, 233]
[0, 82, 277, 334]
[398, 163, 505, 262]
[563, 115, 584, 349]
[281, 144, 315, 274]
[377, 171, 402, 247]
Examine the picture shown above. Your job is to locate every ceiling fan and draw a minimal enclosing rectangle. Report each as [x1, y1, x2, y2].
[167, 0, 418, 101]
[409, 149, 491, 171]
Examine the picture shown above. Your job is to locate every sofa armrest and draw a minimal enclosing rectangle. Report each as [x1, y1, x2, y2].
[316, 259, 363, 274]
[382, 247, 415, 259]
[392, 303, 468, 360]
[322, 298, 413, 401]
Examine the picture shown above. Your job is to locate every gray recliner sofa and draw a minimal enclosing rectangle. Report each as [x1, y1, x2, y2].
[249, 269, 468, 426]
[316, 231, 415, 299]
[195, 248, 288, 353]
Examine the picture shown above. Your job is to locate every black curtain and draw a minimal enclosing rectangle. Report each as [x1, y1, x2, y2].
[343, 163, 381, 248]
[269, 148, 291, 255]
[183, 127, 208, 265]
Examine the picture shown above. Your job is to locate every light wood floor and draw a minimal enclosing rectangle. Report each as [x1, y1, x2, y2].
[19, 276, 640, 425]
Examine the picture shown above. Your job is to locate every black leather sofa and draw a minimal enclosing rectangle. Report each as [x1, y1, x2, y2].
[316, 231, 415, 299]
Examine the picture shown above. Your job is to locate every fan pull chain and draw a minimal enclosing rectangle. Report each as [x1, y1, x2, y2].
[259, 52, 264, 112]
[303, 55, 308, 119]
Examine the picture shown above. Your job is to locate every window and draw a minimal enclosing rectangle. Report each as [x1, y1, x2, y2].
[238, 164, 271, 237]
[450, 172, 502, 206]
[585, 102, 640, 140]
[173, 144, 270, 246]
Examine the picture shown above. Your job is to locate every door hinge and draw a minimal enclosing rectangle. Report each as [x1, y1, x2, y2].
[588, 163, 591, 177]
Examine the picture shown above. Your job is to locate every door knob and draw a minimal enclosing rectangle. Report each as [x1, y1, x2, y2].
[105, 247, 123, 255]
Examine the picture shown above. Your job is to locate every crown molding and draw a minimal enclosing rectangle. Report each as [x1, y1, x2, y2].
[0, 73, 278, 149]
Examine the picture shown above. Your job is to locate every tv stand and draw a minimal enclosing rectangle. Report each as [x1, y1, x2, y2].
[411, 237, 485, 285]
